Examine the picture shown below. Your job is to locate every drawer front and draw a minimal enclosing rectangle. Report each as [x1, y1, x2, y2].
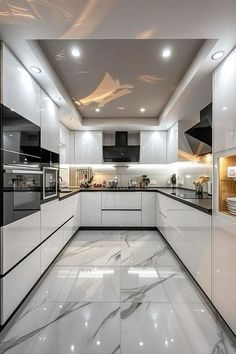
[102, 210, 141, 226]
[102, 192, 141, 209]
[1, 212, 41, 274]
[1, 248, 40, 325]
[80, 192, 101, 226]
[40, 227, 64, 273]
[41, 199, 61, 241]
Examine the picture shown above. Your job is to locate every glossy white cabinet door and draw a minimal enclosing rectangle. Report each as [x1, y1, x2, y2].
[60, 123, 70, 164]
[2, 44, 41, 126]
[156, 193, 212, 298]
[40, 227, 64, 273]
[1, 212, 41, 274]
[73, 193, 80, 234]
[141, 192, 156, 226]
[102, 192, 142, 209]
[213, 215, 236, 334]
[1, 248, 40, 324]
[140, 131, 166, 164]
[102, 210, 141, 226]
[41, 199, 61, 241]
[167, 123, 178, 163]
[41, 90, 60, 153]
[74, 131, 103, 164]
[80, 192, 102, 226]
[213, 47, 236, 153]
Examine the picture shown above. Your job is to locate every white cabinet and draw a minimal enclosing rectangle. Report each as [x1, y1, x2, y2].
[102, 210, 141, 226]
[102, 192, 141, 209]
[212, 215, 236, 334]
[41, 90, 59, 153]
[40, 227, 64, 273]
[72, 193, 80, 234]
[1, 248, 40, 325]
[142, 192, 156, 226]
[75, 131, 103, 164]
[213, 47, 236, 153]
[167, 121, 193, 163]
[80, 192, 102, 226]
[1, 212, 40, 274]
[60, 123, 70, 164]
[41, 199, 61, 241]
[140, 131, 166, 164]
[2, 44, 41, 126]
[156, 193, 212, 298]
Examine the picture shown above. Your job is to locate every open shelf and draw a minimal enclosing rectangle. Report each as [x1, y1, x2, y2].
[219, 155, 236, 215]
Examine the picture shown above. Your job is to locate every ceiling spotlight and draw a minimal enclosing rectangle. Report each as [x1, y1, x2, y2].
[140, 107, 146, 113]
[162, 48, 172, 58]
[30, 66, 41, 74]
[211, 51, 225, 60]
[71, 48, 81, 58]
[118, 106, 125, 110]
[95, 108, 100, 112]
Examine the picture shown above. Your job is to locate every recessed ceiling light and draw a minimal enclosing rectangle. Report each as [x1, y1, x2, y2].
[211, 51, 225, 60]
[162, 48, 172, 58]
[95, 108, 100, 112]
[71, 48, 81, 58]
[30, 66, 41, 74]
[118, 106, 125, 110]
[140, 107, 146, 113]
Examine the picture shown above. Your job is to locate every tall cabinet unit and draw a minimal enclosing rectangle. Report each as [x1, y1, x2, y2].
[2, 43, 41, 126]
[213, 46, 236, 335]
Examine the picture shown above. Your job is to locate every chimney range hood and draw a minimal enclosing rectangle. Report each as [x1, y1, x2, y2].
[103, 131, 140, 162]
[184, 103, 212, 156]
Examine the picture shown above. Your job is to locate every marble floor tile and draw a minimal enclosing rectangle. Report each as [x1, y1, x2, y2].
[1, 229, 236, 354]
[57, 246, 122, 266]
[31, 266, 120, 303]
[0, 302, 120, 354]
[120, 244, 179, 267]
[120, 302, 236, 354]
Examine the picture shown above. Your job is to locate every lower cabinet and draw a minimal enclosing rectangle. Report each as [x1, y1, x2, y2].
[1, 212, 41, 274]
[212, 215, 236, 334]
[0, 248, 40, 325]
[80, 192, 102, 226]
[102, 210, 141, 226]
[40, 227, 64, 273]
[141, 192, 156, 226]
[156, 193, 212, 298]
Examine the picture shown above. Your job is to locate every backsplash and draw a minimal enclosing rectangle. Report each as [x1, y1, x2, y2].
[60, 154, 212, 192]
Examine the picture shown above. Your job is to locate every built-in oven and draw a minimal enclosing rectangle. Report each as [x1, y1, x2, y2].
[2, 164, 42, 226]
[41, 148, 59, 202]
[43, 166, 58, 200]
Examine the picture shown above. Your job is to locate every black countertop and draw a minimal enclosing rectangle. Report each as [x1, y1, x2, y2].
[59, 187, 212, 215]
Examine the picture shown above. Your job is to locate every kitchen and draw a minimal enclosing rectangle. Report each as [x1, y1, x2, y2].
[0, 1, 236, 353]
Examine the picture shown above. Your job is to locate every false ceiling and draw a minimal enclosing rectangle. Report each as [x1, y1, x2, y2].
[38, 39, 204, 119]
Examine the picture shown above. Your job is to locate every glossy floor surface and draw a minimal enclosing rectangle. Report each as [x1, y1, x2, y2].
[0, 230, 236, 354]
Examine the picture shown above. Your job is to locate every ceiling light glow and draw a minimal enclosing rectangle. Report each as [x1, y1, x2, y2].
[30, 66, 41, 74]
[140, 107, 146, 113]
[162, 48, 172, 58]
[71, 48, 81, 58]
[211, 51, 225, 60]
[95, 108, 100, 112]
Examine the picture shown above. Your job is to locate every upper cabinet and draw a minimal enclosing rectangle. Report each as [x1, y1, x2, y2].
[213, 47, 236, 153]
[167, 121, 195, 163]
[74, 131, 103, 164]
[140, 131, 166, 164]
[40, 90, 59, 153]
[60, 123, 70, 164]
[2, 44, 41, 126]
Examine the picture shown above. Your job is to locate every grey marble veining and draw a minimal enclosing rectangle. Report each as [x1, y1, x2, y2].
[0, 230, 235, 354]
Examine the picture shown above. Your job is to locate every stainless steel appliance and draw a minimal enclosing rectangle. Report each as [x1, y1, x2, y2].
[41, 148, 59, 202]
[2, 165, 42, 225]
[43, 166, 58, 200]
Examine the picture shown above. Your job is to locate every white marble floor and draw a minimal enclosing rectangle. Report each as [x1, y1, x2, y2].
[0, 230, 236, 354]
